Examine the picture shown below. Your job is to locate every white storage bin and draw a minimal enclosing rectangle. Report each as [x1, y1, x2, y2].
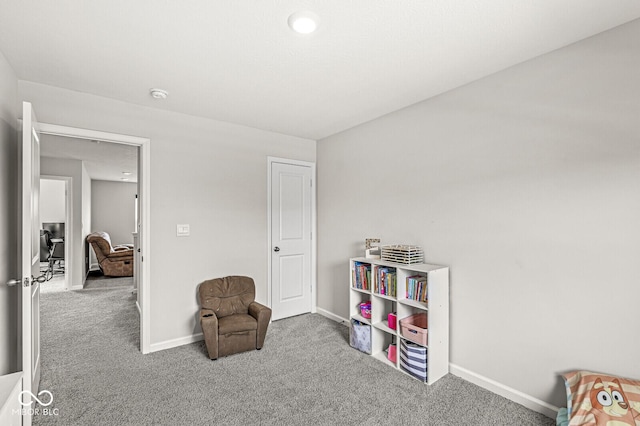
[350, 319, 371, 354]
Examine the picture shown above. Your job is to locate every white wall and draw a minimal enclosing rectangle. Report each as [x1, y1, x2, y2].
[18, 82, 316, 348]
[40, 179, 65, 224]
[90, 180, 136, 268]
[40, 157, 86, 289]
[0, 50, 19, 375]
[317, 20, 640, 409]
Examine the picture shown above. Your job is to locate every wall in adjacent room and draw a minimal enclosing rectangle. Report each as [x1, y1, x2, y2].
[0, 49, 19, 375]
[317, 20, 640, 410]
[19, 81, 316, 349]
[40, 178, 66, 224]
[91, 179, 136, 246]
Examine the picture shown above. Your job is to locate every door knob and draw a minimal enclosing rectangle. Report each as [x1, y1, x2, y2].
[33, 275, 47, 283]
[274, 247, 280, 252]
[6, 279, 22, 287]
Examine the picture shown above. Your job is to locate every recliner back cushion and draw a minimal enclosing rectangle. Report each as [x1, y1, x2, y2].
[87, 232, 114, 255]
[199, 276, 255, 318]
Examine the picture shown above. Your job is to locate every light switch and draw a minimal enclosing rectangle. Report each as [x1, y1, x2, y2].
[177, 224, 190, 237]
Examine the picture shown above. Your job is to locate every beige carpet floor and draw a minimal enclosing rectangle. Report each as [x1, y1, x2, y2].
[83, 270, 133, 290]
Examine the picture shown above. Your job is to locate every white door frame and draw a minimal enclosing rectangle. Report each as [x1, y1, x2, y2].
[266, 156, 317, 316]
[38, 123, 152, 354]
[39, 175, 72, 291]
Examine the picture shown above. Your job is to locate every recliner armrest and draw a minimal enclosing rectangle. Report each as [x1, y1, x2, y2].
[200, 309, 219, 359]
[248, 302, 270, 319]
[200, 308, 217, 320]
[248, 302, 271, 349]
[106, 250, 134, 259]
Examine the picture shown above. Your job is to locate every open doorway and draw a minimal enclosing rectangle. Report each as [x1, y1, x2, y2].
[39, 135, 139, 289]
[37, 123, 151, 353]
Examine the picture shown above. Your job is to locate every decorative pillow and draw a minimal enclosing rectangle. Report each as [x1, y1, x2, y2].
[562, 370, 640, 425]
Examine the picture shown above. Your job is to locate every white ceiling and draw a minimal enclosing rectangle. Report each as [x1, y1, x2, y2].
[1, 1, 639, 140]
[41, 134, 138, 183]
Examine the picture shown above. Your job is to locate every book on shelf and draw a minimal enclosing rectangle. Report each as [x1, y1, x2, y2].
[406, 275, 428, 302]
[352, 261, 371, 290]
[375, 266, 397, 297]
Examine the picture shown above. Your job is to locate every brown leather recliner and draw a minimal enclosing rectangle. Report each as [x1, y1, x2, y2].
[199, 276, 271, 360]
[86, 231, 134, 277]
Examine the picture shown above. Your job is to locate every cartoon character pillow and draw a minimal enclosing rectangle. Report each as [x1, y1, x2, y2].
[563, 371, 640, 425]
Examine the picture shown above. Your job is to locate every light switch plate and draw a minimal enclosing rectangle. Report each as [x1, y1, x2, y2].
[177, 224, 190, 236]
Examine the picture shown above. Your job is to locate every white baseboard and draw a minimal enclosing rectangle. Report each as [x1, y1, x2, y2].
[315, 307, 349, 325]
[449, 363, 559, 419]
[148, 333, 203, 353]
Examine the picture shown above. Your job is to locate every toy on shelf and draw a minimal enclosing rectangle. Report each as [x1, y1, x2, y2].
[365, 238, 381, 259]
[359, 301, 372, 319]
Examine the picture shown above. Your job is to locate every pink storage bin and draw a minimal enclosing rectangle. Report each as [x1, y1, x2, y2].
[387, 312, 397, 330]
[359, 301, 371, 319]
[387, 344, 397, 363]
[400, 312, 428, 346]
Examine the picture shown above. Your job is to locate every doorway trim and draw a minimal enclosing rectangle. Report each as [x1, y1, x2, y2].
[38, 123, 152, 354]
[266, 156, 317, 318]
[40, 175, 72, 291]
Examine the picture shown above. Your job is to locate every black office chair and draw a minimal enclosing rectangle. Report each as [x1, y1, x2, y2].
[47, 240, 65, 278]
[40, 230, 53, 279]
[40, 230, 64, 280]
[40, 230, 52, 262]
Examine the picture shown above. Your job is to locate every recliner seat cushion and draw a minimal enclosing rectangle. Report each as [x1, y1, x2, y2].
[218, 314, 257, 335]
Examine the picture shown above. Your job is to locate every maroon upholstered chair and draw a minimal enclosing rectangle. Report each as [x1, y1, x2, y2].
[199, 276, 271, 360]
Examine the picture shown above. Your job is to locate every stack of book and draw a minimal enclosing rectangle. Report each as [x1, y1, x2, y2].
[406, 275, 428, 302]
[352, 261, 371, 290]
[374, 266, 397, 297]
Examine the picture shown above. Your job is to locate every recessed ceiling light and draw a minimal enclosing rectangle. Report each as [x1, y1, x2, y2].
[122, 172, 132, 176]
[288, 11, 319, 34]
[149, 88, 168, 99]
[121, 177, 130, 181]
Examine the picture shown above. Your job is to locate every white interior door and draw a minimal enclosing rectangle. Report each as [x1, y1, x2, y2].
[21, 101, 42, 425]
[270, 162, 312, 321]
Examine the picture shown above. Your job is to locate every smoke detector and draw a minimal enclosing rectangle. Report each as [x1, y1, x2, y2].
[149, 88, 168, 99]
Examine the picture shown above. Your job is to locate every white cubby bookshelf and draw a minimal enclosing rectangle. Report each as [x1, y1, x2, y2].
[349, 257, 450, 385]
